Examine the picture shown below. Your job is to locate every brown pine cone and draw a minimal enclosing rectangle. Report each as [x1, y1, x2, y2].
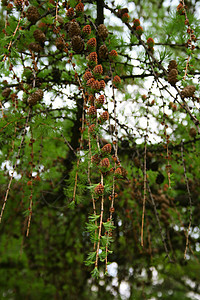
[100, 111, 109, 122]
[115, 167, 122, 176]
[189, 127, 196, 138]
[91, 154, 100, 164]
[88, 94, 94, 105]
[26, 6, 40, 24]
[75, 2, 84, 13]
[88, 52, 98, 64]
[68, 21, 81, 38]
[100, 158, 110, 168]
[167, 69, 178, 84]
[88, 124, 95, 133]
[55, 37, 65, 51]
[87, 78, 95, 87]
[2, 88, 11, 98]
[82, 25, 91, 35]
[101, 143, 112, 154]
[120, 167, 128, 178]
[117, 8, 129, 18]
[135, 25, 143, 35]
[113, 75, 121, 87]
[33, 29, 46, 43]
[28, 42, 42, 52]
[181, 85, 196, 98]
[14, 0, 23, 9]
[88, 106, 97, 116]
[94, 183, 104, 195]
[83, 71, 93, 81]
[97, 24, 108, 40]
[28, 89, 43, 106]
[99, 80, 105, 90]
[109, 50, 118, 58]
[91, 80, 100, 91]
[95, 95, 105, 108]
[71, 35, 84, 53]
[168, 60, 177, 72]
[98, 44, 108, 59]
[66, 7, 75, 18]
[93, 64, 103, 75]
[133, 19, 140, 29]
[87, 38, 96, 50]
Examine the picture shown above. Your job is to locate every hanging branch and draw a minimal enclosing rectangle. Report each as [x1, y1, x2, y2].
[26, 128, 34, 237]
[95, 173, 104, 270]
[148, 184, 172, 262]
[181, 141, 193, 259]
[2, 1, 26, 62]
[141, 134, 147, 247]
[88, 130, 97, 250]
[0, 108, 32, 223]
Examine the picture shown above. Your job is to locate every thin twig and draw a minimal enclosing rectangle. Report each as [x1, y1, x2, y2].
[0, 108, 32, 223]
[181, 141, 193, 259]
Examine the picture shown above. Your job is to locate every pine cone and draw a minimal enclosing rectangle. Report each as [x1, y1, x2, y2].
[87, 78, 95, 87]
[98, 45, 108, 59]
[117, 8, 128, 17]
[82, 25, 91, 35]
[147, 37, 155, 48]
[109, 50, 118, 58]
[97, 24, 108, 40]
[93, 64, 103, 75]
[189, 127, 196, 138]
[88, 106, 97, 116]
[87, 38, 96, 50]
[28, 42, 42, 52]
[113, 75, 121, 87]
[66, 7, 75, 18]
[91, 154, 100, 164]
[88, 94, 94, 105]
[100, 111, 109, 122]
[28, 89, 43, 106]
[68, 21, 81, 38]
[99, 80, 105, 90]
[83, 71, 93, 81]
[33, 29, 46, 43]
[168, 60, 177, 72]
[14, 0, 23, 9]
[95, 95, 105, 108]
[71, 35, 84, 53]
[101, 144, 112, 154]
[75, 2, 84, 12]
[88, 52, 98, 64]
[91, 80, 100, 91]
[88, 124, 95, 133]
[55, 37, 65, 51]
[115, 167, 122, 176]
[133, 19, 140, 29]
[167, 69, 178, 84]
[100, 158, 110, 168]
[122, 13, 130, 23]
[2, 87, 11, 98]
[94, 183, 104, 195]
[135, 26, 143, 35]
[26, 6, 40, 24]
[181, 85, 196, 98]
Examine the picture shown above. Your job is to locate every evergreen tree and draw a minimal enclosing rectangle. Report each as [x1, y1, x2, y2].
[0, 0, 200, 299]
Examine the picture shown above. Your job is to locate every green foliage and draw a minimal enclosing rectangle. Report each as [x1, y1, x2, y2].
[0, 0, 200, 299]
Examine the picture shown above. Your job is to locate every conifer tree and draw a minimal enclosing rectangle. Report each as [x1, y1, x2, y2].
[0, 0, 200, 299]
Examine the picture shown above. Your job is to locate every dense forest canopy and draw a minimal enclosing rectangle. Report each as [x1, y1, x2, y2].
[0, 0, 200, 299]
